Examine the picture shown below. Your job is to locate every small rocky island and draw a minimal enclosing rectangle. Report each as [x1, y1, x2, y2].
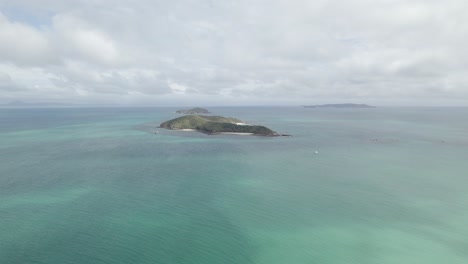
[304, 103, 375, 108]
[176, 107, 211, 114]
[160, 115, 285, 136]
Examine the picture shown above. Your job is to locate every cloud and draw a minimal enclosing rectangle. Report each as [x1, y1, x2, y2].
[0, 0, 467, 105]
[0, 72, 23, 91]
[0, 12, 57, 65]
[52, 14, 123, 66]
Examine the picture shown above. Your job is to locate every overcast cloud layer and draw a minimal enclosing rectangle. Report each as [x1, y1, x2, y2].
[0, 0, 467, 106]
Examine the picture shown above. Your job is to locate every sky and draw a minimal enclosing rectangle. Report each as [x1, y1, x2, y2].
[0, 0, 467, 106]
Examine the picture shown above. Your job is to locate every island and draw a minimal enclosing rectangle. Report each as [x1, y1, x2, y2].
[176, 107, 211, 114]
[304, 103, 375, 108]
[160, 115, 285, 136]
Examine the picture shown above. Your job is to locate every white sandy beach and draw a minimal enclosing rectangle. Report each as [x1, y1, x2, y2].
[175, 129, 254, 135]
[218, 132, 254, 135]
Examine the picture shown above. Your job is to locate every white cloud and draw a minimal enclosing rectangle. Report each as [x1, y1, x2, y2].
[0, 0, 467, 105]
[0, 12, 56, 65]
[52, 14, 122, 66]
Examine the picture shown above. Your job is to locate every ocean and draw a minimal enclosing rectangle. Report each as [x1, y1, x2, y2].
[1, 106, 468, 263]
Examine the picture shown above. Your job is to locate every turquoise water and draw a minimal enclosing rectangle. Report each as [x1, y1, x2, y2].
[1, 107, 468, 263]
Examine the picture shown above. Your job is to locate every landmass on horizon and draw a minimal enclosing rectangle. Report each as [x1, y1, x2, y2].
[304, 103, 375, 108]
[160, 115, 286, 136]
[176, 107, 211, 114]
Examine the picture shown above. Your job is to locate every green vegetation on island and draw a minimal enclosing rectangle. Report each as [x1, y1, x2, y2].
[176, 107, 211, 114]
[304, 103, 375, 108]
[160, 115, 281, 136]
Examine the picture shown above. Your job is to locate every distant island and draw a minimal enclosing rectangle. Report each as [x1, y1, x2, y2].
[176, 107, 211, 114]
[160, 115, 285, 136]
[0, 100, 70, 107]
[304, 103, 375, 108]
